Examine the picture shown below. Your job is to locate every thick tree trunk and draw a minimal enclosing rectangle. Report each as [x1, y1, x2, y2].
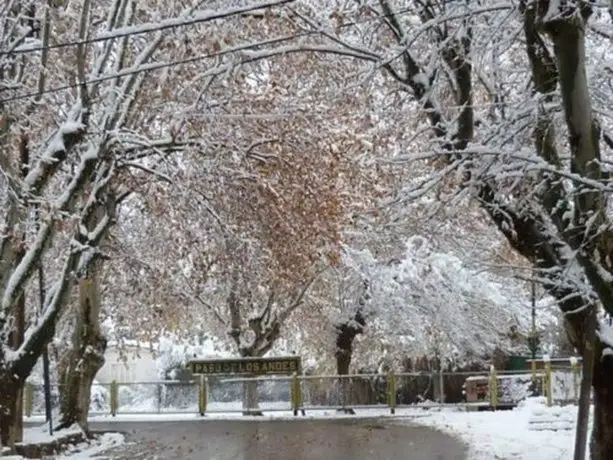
[239, 350, 262, 416]
[242, 379, 260, 414]
[0, 297, 25, 447]
[56, 265, 106, 434]
[336, 351, 351, 376]
[567, 310, 613, 460]
[0, 371, 22, 448]
[335, 344, 352, 411]
[591, 342, 613, 460]
[6, 293, 26, 444]
[0, 135, 30, 448]
[56, 193, 114, 433]
[574, 310, 596, 460]
[335, 310, 365, 375]
[335, 311, 365, 412]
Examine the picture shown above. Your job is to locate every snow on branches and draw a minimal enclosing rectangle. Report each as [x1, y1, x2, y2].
[342, 236, 548, 362]
[0, 0, 304, 393]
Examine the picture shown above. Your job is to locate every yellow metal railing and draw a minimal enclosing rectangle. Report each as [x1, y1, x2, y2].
[109, 380, 118, 416]
[198, 374, 207, 416]
[387, 371, 397, 414]
[24, 382, 34, 418]
[489, 366, 499, 409]
[290, 373, 303, 415]
[21, 367, 586, 417]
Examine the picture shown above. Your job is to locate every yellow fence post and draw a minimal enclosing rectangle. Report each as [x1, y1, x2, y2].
[489, 366, 498, 410]
[24, 382, 33, 418]
[297, 375, 304, 415]
[110, 380, 118, 416]
[387, 371, 396, 415]
[291, 374, 297, 415]
[544, 360, 553, 407]
[290, 375, 295, 415]
[198, 374, 207, 416]
[291, 374, 303, 416]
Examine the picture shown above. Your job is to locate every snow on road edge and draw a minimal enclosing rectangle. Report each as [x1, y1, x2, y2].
[23, 398, 589, 459]
[400, 398, 589, 460]
[17, 427, 125, 460]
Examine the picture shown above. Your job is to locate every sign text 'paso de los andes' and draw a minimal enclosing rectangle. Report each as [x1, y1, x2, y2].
[188, 356, 301, 376]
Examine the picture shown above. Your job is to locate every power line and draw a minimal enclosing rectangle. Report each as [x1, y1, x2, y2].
[0, 33, 303, 104]
[0, 3, 516, 103]
[2, 0, 295, 56]
[3, 2, 418, 58]
[0, 8, 408, 103]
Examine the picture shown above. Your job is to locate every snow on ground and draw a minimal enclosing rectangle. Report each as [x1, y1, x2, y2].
[408, 398, 589, 460]
[22, 398, 588, 459]
[54, 433, 125, 459]
[14, 425, 124, 460]
[18, 423, 83, 444]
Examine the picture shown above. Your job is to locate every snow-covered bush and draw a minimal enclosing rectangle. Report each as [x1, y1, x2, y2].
[90, 382, 110, 413]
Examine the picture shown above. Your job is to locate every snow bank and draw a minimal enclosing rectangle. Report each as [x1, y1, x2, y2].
[17, 425, 124, 460]
[13, 424, 123, 459]
[56, 432, 125, 459]
[19, 423, 82, 445]
[404, 397, 588, 459]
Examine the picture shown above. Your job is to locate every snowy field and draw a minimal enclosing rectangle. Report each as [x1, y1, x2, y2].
[19, 397, 586, 459]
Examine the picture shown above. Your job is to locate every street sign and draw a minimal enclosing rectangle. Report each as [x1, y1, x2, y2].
[187, 356, 301, 376]
[526, 357, 582, 370]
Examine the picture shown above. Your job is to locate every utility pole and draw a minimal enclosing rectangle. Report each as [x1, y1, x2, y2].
[36, 209, 53, 436]
[528, 277, 539, 387]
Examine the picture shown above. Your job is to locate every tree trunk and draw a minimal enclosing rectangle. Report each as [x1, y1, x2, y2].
[1, 135, 30, 448]
[574, 310, 596, 460]
[590, 340, 613, 460]
[0, 371, 22, 449]
[335, 311, 365, 412]
[336, 345, 353, 412]
[239, 350, 262, 416]
[336, 351, 351, 375]
[0, 294, 24, 447]
[5, 293, 26, 444]
[56, 264, 107, 434]
[335, 310, 365, 375]
[242, 379, 260, 415]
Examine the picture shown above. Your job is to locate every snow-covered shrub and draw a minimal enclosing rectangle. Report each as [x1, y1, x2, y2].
[552, 371, 579, 404]
[159, 381, 199, 411]
[90, 381, 110, 413]
[116, 383, 159, 412]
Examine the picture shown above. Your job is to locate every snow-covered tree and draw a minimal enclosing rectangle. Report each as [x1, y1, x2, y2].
[0, 0, 299, 446]
[345, 236, 551, 362]
[99, 12, 399, 359]
[295, 0, 613, 455]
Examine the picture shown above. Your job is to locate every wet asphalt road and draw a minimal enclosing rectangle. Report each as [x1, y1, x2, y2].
[89, 418, 467, 460]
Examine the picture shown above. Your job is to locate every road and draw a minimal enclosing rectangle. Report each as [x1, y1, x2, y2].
[89, 418, 467, 460]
